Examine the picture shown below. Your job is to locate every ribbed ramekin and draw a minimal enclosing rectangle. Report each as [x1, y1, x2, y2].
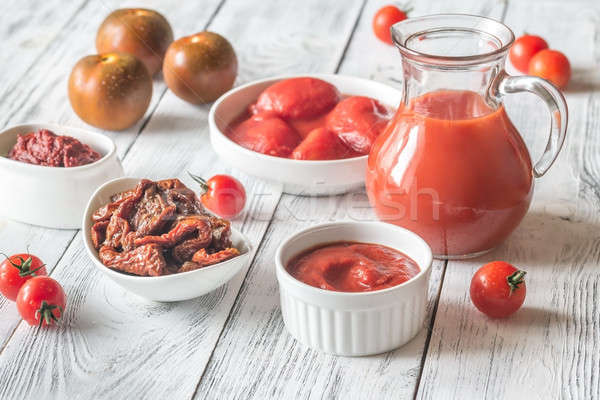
[275, 221, 432, 356]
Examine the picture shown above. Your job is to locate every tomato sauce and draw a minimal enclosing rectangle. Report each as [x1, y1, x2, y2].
[286, 241, 420, 292]
[366, 90, 533, 256]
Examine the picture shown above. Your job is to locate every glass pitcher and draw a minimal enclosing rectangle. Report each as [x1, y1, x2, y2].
[366, 14, 568, 259]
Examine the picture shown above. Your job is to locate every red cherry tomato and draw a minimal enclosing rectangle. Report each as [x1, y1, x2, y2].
[0, 253, 47, 301]
[528, 49, 571, 89]
[189, 172, 246, 219]
[373, 5, 409, 44]
[470, 261, 526, 318]
[16, 276, 66, 327]
[509, 34, 548, 73]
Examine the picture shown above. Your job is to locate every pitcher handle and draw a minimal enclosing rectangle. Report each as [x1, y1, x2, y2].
[490, 71, 568, 178]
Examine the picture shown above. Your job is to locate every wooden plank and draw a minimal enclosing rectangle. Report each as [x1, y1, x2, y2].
[416, 1, 600, 399]
[0, 0, 87, 102]
[195, 1, 508, 398]
[0, 0, 366, 398]
[0, 0, 223, 348]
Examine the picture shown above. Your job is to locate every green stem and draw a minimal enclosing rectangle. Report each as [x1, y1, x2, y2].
[187, 171, 209, 194]
[35, 301, 62, 328]
[507, 270, 527, 295]
[0, 253, 45, 277]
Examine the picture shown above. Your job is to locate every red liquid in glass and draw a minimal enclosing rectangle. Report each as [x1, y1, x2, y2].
[366, 90, 533, 256]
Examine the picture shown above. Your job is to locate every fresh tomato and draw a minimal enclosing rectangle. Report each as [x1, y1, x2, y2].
[16, 276, 66, 327]
[0, 253, 47, 301]
[189, 172, 246, 219]
[528, 49, 571, 89]
[509, 34, 548, 73]
[373, 5, 409, 44]
[470, 261, 526, 318]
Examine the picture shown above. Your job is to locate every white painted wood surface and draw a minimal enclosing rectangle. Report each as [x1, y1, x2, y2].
[0, 0, 598, 399]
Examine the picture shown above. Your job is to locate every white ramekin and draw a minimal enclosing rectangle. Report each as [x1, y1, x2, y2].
[275, 221, 433, 356]
[0, 123, 124, 229]
[209, 74, 401, 196]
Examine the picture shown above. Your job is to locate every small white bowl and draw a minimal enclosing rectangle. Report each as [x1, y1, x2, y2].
[276, 221, 432, 356]
[82, 177, 252, 302]
[209, 74, 401, 196]
[0, 123, 124, 229]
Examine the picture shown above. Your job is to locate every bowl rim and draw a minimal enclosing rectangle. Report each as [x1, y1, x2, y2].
[275, 221, 433, 297]
[208, 73, 402, 166]
[82, 176, 253, 282]
[0, 122, 118, 173]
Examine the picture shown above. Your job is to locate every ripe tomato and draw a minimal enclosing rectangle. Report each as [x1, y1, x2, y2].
[189, 172, 246, 219]
[470, 261, 526, 318]
[16, 276, 66, 327]
[528, 49, 571, 89]
[509, 34, 548, 73]
[0, 253, 47, 301]
[373, 5, 409, 44]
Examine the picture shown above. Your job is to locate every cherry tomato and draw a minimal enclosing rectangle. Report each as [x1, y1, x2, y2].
[0, 253, 47, 301]
[16, 276, 66, 327]
[373, 5, 409, 44]
[188, 172, 246, 219]
[528, 49, 571, 89]
[509, 34, 548, 73]
[470, 261, 526, 318]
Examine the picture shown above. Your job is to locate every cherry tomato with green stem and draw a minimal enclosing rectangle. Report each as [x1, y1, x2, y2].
[470, 261, 526, 318]
[188, 172, 247, 219]
[0, 253, 47, 301]
[17, 276, 66, 328]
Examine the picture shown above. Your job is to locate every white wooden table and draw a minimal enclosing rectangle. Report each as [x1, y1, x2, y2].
[0, 0, 598, 398]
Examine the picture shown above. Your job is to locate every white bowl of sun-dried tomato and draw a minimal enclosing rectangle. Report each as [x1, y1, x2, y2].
[82, 177, 252, 302]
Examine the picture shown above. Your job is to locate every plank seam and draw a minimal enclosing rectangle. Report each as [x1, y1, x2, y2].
[189, 193, 284, 400]
[412, 259, 449, 400]
[334, 0, 367, 73]
[499, 0, 509, 23]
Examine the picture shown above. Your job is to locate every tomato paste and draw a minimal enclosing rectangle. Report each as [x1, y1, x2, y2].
[286, 241, 420, 292]
[8, 129, 101, 167]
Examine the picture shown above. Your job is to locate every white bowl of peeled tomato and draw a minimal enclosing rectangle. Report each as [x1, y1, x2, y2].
[209, 74, 402, 196]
